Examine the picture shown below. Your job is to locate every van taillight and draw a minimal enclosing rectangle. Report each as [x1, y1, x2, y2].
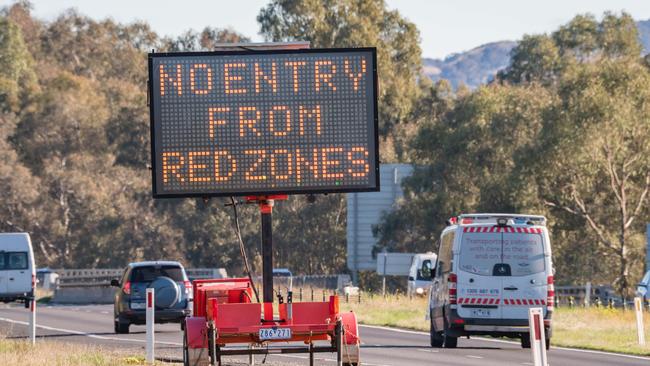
[547, 276, 554, 311]
[448, 273, 457, 304]
[123, 281, 131, 295]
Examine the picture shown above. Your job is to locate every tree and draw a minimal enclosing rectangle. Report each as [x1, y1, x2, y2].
[0, 16, 37, 112]
[257, 0, 423, 161]
[539, 60, 650, 296]
[379, 12, 650, 295]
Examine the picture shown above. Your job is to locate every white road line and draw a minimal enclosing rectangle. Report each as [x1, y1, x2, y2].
[466, 355, 483, 359]
[358, 324, 650, 361]
[0, 316, 182, 347]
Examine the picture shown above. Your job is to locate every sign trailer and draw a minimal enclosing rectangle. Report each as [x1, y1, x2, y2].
[148, 46, 377, 365]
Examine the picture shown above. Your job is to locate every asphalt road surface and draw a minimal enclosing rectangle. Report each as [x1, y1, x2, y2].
[1, 303, 649, 365]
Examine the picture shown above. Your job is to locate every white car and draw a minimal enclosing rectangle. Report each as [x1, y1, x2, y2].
[428, 214, 553, 349]
[408, 252, 437, 296]
[0, 233, 36, 308]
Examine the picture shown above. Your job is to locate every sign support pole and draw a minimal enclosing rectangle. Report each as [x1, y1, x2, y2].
[262, 199, 274, 319]
[248, 195, 287, 320]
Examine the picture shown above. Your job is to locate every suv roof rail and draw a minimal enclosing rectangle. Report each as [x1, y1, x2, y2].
[456, 213, 547, 225]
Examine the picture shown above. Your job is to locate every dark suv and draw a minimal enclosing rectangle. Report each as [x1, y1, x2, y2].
[111, 261, 192, 334]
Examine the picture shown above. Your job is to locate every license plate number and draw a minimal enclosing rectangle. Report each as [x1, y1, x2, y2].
[130, 302, 146, 309]
[259, 328, 291, 340]
[471, 309, 491, 317]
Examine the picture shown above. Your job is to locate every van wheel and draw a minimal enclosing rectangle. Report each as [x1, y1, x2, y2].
[521, 335, 531, 348]
[442, 318, 458, 348]
[24, 298, 31, 309]
[115, 319, 130, 334]
[430, 315, 444, 347]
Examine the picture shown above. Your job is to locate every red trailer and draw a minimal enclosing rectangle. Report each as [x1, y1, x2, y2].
[183, 277, 360, 365]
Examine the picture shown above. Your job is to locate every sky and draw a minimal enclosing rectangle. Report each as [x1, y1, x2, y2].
[5, 0, 650, 59]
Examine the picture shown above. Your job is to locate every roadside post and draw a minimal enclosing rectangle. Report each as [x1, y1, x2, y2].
[635, 297, 646, 345]
[29, 299, 36, 345]
[146, 288, 155, 364]
[528, 307, 548, 366]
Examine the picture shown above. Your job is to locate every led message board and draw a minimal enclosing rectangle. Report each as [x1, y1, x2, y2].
[148, 48, 379, 198]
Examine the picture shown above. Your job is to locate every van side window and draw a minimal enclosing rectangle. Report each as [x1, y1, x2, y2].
[437, 231, 455, 275]
[0, 252, 28, 270]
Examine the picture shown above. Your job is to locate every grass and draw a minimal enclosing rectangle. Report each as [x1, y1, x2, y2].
[0, 337, 171, 366]
[339, 293, 650, 356]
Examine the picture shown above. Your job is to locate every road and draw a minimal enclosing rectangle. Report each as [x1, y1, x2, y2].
[1, 303, 649, 365]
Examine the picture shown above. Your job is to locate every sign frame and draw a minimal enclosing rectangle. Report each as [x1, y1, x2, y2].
[148, 47, 380, 199]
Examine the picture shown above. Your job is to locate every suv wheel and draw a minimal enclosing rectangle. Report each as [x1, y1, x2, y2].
[115, 319, 130, 334]
[430, 314, 444, 347]
[442, 317, 458, 348]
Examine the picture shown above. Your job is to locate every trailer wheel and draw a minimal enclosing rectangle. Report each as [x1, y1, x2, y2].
[183, 330, 190, 366]
[340, 312, 360, 365]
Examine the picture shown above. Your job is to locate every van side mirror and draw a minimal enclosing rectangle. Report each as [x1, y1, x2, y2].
[110, 279, 120, 287]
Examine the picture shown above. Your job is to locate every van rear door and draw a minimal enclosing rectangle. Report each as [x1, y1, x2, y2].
[5, 252, 30, 295]
[500, 227, 548, 319]
[457, 229, 503, 320]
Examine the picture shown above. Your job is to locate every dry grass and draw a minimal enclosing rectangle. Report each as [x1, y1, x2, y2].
[0, 337, 171, 366]
[340, 293, 650, 356]
[341, 293, 429, 331]
[552, 307, 650, 356]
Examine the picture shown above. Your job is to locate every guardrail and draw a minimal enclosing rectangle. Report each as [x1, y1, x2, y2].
[51, 268, 226, 304]
[53, 268, 227, 288]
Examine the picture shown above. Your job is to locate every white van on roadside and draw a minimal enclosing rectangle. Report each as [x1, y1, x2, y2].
[0, 233, 36, 308]
[407, 252, 437, 296]
[428, 214, 553, 349]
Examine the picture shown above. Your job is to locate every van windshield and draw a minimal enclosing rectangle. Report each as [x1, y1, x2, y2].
[0, 252, 28, 270]
[459, 229, 545, 276]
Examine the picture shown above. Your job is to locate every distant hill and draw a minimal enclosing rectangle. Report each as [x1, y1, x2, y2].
[424, 19, 650, 89]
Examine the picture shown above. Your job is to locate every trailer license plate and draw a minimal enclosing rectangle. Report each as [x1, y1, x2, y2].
[471, 309, 491, 317]
[259, 328, 291, 340]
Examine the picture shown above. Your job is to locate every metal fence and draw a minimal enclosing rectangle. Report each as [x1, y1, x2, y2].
[54, 268, 227, 288]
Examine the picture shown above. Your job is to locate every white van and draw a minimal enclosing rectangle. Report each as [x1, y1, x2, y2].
[407, 252, 437, 296]
[0, 233, 36, 308]
[428, 214, 553, 349]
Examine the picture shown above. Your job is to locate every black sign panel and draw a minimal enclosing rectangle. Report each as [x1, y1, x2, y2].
[148, 48, 379, 198]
